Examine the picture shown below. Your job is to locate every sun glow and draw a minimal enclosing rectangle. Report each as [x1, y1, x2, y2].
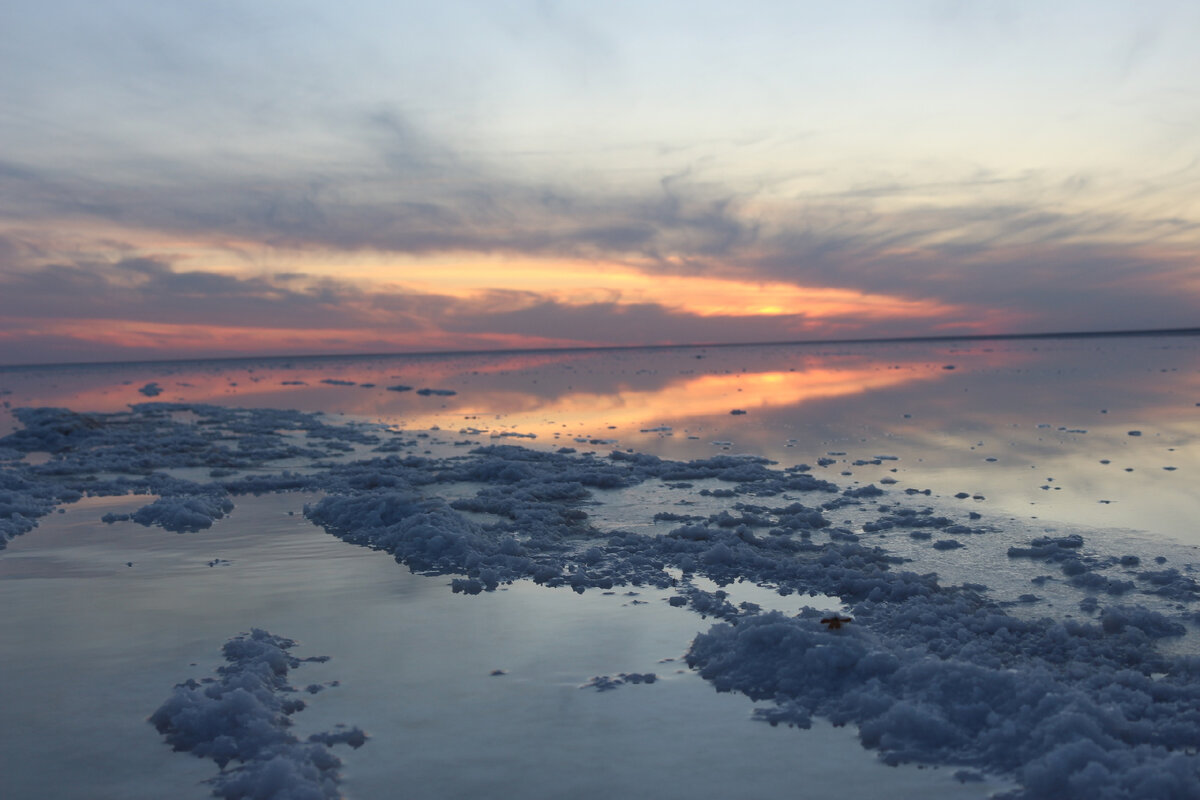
[313, 251, 960, 322]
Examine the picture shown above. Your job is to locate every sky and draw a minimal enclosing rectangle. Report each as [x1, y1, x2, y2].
[1, 0, 1199, 365]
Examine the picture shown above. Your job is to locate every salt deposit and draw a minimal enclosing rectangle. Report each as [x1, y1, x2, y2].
[1, 398, 1198, 798]
[150, 629, 366, 800]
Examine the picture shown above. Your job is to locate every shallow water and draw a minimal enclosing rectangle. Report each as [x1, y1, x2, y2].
[1, 333, 1197, 799]
[0, 494, 1005, 800]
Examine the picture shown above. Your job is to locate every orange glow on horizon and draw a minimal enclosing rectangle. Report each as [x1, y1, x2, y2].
[352, 254, 963, 322]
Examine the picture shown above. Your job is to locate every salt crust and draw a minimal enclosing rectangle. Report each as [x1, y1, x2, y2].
[2, 403, 1199, 799]
[149, 629, 366, 800]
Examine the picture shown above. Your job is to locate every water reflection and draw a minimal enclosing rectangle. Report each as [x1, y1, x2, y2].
[2, 335, 1198, 541]
[402, 363, 980, 439]
[0, 343, 1012, 433]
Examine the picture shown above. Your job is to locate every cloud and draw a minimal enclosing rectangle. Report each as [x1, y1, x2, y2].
[0, 250, 1011, 366]
[5, 104, 1194, 284]
[3, 57, 1200, 362]
[4, 153, 1199, 366]
[742, 219, 1200, 334]
[0, 96, 766, 267]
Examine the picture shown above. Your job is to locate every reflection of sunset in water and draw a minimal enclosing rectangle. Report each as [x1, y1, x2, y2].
[392, 365, 958, 438]
[0, 344, 1001, 440]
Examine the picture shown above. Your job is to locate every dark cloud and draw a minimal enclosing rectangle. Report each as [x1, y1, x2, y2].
[0, 160, 39, 180]
[740, 216, 1200, 334]
[0, 235, 23, 264]
[0, 258, 366, 331]
[441, 298, 810, 347]
[0, 255, 790, 347]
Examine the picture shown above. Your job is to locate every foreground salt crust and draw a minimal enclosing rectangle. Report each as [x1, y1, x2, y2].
[150, 629, 366, 800]
[2, 403, 1198, 799]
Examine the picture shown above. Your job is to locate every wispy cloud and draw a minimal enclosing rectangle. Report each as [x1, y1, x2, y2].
[0, 119, 763, 265]
[3, 2, 1200, 363]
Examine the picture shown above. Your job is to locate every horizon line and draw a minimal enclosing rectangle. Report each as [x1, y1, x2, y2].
[2, 325, 1198, 372]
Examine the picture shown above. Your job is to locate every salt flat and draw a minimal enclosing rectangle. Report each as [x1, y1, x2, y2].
[1, 334, 1197, 799]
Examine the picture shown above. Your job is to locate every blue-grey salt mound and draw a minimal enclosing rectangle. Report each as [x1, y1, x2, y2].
[688, 609, 1198, 799]
[149, 629, 365, 800]
[123, 494, 235, 532]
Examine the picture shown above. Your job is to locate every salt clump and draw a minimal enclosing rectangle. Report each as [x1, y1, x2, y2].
[149, 629, 365, 800]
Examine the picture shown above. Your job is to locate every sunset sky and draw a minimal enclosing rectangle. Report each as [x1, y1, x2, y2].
[2, 1, 1199, 365]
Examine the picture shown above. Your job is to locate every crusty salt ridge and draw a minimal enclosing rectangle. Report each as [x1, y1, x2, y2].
[2, 402, 1198, 798]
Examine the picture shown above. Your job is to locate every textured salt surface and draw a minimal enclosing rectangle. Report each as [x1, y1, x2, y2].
[149, 629, 366, 800]
[1, 398, 1198, 798]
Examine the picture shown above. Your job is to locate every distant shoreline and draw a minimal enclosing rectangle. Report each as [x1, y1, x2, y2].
[2, 326, 1197, 372]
